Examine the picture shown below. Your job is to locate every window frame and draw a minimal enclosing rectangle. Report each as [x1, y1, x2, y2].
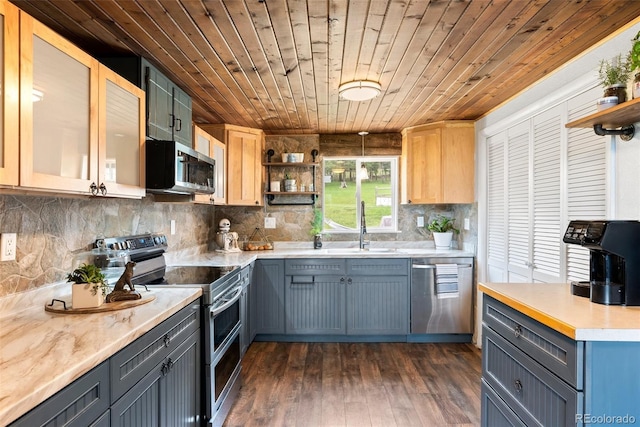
[321, 155, 399, 234]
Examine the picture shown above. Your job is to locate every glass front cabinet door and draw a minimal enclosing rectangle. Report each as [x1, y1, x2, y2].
[19, 12, 99, 194]
[0, 1, 19, 186]
[98, 64, 145, 198]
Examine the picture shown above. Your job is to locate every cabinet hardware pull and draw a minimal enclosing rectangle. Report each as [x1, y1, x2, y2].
[347, 277, 352, 285]
[514, 325, 523, 338]
[340, 277, 345, 283]
[163, 335, 171, 347]
[99, 183, 107, 196]
[161, 362, 169, 376]
[89, 182, 98, 195]
[167, 358, 174, 371]
[514, 379, 523, 393]
[176, 118, 182, 131]
[169, 113, 175, 128]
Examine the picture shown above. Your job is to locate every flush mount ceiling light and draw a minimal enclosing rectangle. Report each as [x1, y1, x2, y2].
[339, 80, 381, 101]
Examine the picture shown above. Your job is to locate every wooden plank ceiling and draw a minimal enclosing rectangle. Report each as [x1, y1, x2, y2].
[11, 0, 640, 135]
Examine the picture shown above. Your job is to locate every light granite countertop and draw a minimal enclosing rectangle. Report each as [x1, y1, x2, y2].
[0, 282, 202, 426]
[165, 241, 476, 268]
[479, 282, 640, 342]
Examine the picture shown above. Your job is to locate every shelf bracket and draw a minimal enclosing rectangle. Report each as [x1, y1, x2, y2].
[593, 124, 635, 141]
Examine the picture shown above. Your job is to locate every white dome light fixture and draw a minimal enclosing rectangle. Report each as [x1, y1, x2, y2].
[339, 80, 381, 101]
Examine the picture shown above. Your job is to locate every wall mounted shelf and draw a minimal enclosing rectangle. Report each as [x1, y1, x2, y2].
[565, 96, 640, 140]
[264, 149, 319, 206]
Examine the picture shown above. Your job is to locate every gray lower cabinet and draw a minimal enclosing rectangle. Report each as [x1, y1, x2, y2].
[481, 295, 640, 426]
[253, 259, 285, 334]
[10, 301, 201, 427]
[110, 330, 200, 427]
[284, 258, 409, 336]
[9, 361, 110, 427]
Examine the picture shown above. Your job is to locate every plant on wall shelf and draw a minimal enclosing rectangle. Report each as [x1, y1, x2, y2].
[598, 53, 632, 87]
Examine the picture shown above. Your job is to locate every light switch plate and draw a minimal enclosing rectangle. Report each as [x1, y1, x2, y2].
[464, 218, 470, 230]
[264, 217, 276, 229]
[417, 216, 424, 227]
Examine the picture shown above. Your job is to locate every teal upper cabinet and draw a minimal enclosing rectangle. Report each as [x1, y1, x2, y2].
[100, 56, 193, 147]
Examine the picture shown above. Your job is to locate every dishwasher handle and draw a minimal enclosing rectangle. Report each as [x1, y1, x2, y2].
[412, 264, 472, 269]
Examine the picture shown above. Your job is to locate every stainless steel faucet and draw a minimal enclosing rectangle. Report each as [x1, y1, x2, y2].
[359, 201, 370, 250]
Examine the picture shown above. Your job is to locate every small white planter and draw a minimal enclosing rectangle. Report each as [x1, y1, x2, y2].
[432, 232, 453, 249]
[71, 283, 104, 308]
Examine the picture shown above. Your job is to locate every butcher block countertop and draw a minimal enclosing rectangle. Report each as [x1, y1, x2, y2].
[479, 282, 640, 342]
[0, 283, 202, 426]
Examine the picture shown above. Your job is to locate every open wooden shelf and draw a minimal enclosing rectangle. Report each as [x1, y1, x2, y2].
[566, 96, 640, 128]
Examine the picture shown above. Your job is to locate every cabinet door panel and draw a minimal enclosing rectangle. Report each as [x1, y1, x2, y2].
[405, 128, 441, 203]
[254, 260, 285, 334]
[347, 276, 409, 335]
[20, 15, 99, 193]
[162, 331, 201, 427]
[0, 2, 19, 185]
[285, 275, 346, 334]
[172, 86, 192, 147]
[144, 62, 173, 141]
[227, 130, 262, 205]
[99, 65, 145, 198]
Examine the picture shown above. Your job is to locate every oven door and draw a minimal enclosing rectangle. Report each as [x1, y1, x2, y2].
[206, 284, 243, 360]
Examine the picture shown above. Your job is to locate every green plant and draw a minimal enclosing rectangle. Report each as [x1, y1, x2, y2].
[310, 207, 323, 236]
[426, 215, 459, 234]
[631, 31, 640, 72]
[598, 53, 632, 87]
[67, 263, 109, 296]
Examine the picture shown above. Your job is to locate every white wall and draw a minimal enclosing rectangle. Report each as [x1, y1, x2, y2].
[473, 21, 640, 345]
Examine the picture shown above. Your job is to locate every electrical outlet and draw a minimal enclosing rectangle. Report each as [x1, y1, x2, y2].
[170, 220, 176, 235]
[464, 218, 470, 230]
[264, 217, 276, 229]
[1, 233, 17, 261]
[417, 216, 424, 227]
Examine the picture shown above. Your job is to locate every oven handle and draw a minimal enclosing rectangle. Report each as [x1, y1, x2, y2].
[209, 285, 243, 317]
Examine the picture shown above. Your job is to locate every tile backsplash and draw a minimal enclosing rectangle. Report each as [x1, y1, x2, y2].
[0, 194, 213, 297]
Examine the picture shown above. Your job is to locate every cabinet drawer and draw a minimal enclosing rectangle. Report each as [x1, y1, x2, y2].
[483, 295, 583, 388]
[483, 326, 583, 427]
[110, 301, 200, 402]
[346, 258, 409, 276]
[481, 379, 526, 427]
[285, 259, 346, 276]
[10, 361, 109, 427]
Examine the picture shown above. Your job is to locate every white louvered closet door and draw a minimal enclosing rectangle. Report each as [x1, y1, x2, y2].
[566, 88, 607, 282]
[531, 107, 562, 283]
[486, 132, 507, 282]
[506, 122, 531, 282]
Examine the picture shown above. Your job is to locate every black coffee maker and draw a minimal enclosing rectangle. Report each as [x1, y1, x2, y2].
[563, 220, 640, 306]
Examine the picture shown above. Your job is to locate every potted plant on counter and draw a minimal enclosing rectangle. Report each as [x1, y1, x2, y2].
[310, 207, 323, 249]
[630, 32, 640, 98]
[427, 215, 460, 249]
[68, 263, 109, 308]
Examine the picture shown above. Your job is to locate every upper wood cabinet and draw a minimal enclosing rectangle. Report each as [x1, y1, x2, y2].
[15, 10, 145, 198]
[200, 124, 263, 206]
[19, 11, 100, 195]
[193, 124, 226, 205]
[0, 1, 19, 186]
[98, 64, 145, 198]
[401, 121, 475, 204]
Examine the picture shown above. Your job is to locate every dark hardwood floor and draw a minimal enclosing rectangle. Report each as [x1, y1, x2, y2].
[224, 342, 482, 427]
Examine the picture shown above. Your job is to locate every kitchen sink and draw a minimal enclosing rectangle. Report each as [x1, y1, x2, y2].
[319, 247, 397, 253]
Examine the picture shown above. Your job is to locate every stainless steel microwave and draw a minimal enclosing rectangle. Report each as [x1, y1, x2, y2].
[145, 140, 216, 195]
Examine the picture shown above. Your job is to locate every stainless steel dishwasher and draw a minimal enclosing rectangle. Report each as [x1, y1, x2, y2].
[411, 257, 474, 334]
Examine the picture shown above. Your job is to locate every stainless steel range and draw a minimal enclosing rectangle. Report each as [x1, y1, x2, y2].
[98, 234, 243, 427]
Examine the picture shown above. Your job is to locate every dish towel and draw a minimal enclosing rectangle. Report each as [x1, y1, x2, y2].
[435, 264, 459, 299]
